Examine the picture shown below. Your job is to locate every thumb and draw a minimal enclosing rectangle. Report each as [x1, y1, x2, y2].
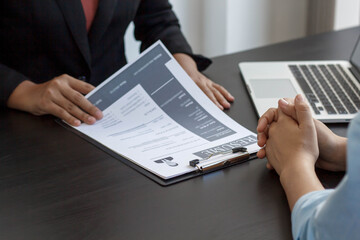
[294, 94, 313, 128]
[278, 98, 297, 120]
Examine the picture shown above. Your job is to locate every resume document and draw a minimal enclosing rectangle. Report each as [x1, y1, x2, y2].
[73, 42, 260, 179]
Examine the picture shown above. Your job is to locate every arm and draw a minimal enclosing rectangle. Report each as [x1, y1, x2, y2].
[259, 95, 360, 239]
[292, 113, 360, 239]
[0, 63, 29, 107]
[133, 0, 234, 109]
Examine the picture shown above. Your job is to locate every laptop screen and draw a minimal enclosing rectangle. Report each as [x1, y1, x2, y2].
[350, 35, 360, 72]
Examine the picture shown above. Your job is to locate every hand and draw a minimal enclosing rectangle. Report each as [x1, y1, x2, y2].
[313, 120, 347, 171]
[7, 74, 103, 126]
[264, 95, 319, 176]
[173, 53, 234, 110]
[257, 95, 347, 171]
[263, 95, 324, 210]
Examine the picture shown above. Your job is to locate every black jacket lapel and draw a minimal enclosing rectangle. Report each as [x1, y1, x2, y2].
[55, 0, 91, 69]
[88, 0, 117, 48]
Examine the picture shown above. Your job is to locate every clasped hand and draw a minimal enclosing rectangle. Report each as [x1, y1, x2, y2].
[257, 94, 347, 176]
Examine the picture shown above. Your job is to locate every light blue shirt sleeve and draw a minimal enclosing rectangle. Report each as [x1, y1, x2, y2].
[291, 113, 360, 240]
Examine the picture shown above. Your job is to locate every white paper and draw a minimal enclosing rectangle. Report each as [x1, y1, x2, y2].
[73, 41, 260, 179]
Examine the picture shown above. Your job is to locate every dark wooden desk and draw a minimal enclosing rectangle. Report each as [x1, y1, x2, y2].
[1, 27, 357, 240]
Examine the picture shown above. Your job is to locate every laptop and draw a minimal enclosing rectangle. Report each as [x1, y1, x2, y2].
[239, 35, 360, 123]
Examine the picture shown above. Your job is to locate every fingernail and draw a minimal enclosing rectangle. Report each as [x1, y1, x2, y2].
[223, 101, 231, 108]
[94, 110, 103, 119]
[74, 120, 81, 126]
[296, 94, 305, 102]
[88, 116, 96, 123]
[279, 98, 288, 105]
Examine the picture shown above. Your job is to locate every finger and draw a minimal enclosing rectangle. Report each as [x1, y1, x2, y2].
[201, 85, 224, 110]
[278, 98, 297, 120]
[53, 94, 97, 125]
[55, 75, 101, 119]
[61, 87, 103, 120]
[257, 108, 278, 133]
[283, 97, 295, 105]
[294, 94, 313, 129]
[263, 124, 270, 137]
[213, 83, 234, 102]
[48, 102, 81, 126]
[267, 120, 278, 138]
[211, 86, 231, 109]
[257, 148, 266, 159]
[63, 75, 95, 94]
[266, 162, 274, 170]
[257, 132, 267, 147]
[277, 104, 286, 119]
[276, 107, 299, 128]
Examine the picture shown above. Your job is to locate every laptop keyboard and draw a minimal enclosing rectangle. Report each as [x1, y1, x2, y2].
[289, 64, 360, 115]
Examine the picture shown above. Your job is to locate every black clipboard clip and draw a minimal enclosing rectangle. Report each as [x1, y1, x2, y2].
[189, 147, 250, 173]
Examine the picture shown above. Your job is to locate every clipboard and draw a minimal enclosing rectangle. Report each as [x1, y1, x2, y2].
[57, 119, 258, 186]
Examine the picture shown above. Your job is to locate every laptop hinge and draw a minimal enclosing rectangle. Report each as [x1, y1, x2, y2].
[350, 66, 360, 83]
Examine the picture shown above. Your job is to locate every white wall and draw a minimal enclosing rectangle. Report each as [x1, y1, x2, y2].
[124, 0, 204, 63]
[334, 0, 360, 30]
[223, 0, 308, 56]
[169, 0, 204, 53]
[124, 23, 140, 63]
[173, 0, 308, 57]
[202, 0, 228, 56]
[125, 0, 360, 62]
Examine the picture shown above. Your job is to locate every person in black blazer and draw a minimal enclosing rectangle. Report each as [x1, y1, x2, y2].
[0, 0, 234, 126]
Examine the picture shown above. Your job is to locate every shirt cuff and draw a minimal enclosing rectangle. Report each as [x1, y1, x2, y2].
[187, 53, 212, 72]
[162, 39, 212, 72]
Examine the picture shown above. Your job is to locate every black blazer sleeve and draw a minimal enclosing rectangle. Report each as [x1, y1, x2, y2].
[0, 64, 28, 107]
[133, 0, 211, 72]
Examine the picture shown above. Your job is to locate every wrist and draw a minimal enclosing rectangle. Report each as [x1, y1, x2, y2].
[279, 162, 324, 210]
[280, 162, 316, 185]
[279, 154, 316, 178]
[173, 53, 198, 77]
[319, 134, 347, 172]
[335, 136, 347, 164]
[7, 80, 36, 110]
